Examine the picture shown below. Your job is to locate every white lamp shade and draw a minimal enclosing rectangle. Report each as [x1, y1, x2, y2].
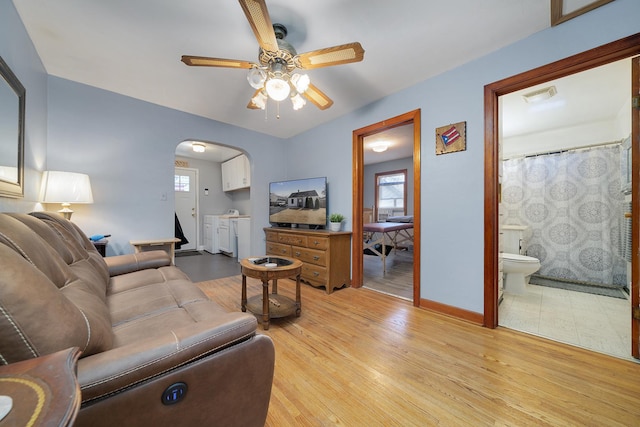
[291, 93, 306, 110]
[291, 73, 310, 93]
[251, 91, 268, 110]
[265, 77, 290, 101]
[40, 171, 94, 203]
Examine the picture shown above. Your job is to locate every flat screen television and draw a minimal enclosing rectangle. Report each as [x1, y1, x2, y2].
[269, 176, 327, 228]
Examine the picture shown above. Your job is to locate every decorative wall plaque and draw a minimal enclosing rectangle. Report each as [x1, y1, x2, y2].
[435, 121, 466, 155]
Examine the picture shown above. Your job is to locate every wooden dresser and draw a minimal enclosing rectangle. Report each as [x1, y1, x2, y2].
[264, 228, 351, 294]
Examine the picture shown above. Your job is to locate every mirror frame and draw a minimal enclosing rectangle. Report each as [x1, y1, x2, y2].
[550, 0, 615, 26]
[0, 56, 25, 198]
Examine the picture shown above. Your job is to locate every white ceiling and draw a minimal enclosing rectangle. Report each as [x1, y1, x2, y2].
[12, 0, 626, 165]
[12, 0, 552, 142]
[501, 57, 630, 141]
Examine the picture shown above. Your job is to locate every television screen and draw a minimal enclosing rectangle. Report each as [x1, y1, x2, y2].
[269, 177, 327, 228]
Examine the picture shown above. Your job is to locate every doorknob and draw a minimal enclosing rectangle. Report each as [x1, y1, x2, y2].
[191, 208, 195, 217]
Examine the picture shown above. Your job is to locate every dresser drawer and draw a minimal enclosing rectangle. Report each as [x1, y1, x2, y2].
[265, 230, 279, 242]
[306, 236, 329, 251]
[278, 233, 307, 247]
[301, 263, 327, 285]
[266, 242, 291, 257]
[292, 246, 327, 266]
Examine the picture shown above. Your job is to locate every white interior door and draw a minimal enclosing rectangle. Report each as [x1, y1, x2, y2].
[175, 167, 197, 251]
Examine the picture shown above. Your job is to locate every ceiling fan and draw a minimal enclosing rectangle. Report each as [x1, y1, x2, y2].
[181, 0, 364, 113]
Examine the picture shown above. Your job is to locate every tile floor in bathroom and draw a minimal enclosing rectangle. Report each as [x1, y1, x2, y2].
[499, 284, 633, 361]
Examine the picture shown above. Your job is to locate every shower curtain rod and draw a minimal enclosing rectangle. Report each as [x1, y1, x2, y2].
[504, 140, 622, 160]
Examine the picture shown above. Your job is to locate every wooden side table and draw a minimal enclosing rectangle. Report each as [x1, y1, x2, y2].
[130, 238, 181, 264]
[0, 347, 81, 427]
[92, 239, 108, 257]
[240, 256, 303, 330]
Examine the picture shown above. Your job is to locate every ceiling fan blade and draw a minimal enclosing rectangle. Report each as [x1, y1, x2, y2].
[181, 55, 256, 69]
[303, 83, 334, 110]
[295, 42, 365, 69]
[238, 0, 279, 53]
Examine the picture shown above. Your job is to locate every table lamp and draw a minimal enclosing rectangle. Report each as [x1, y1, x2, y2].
[40, 171, 94, 220]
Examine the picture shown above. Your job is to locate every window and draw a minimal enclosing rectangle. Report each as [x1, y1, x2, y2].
[375, 169, 407, 221]
[175, 174, 190, 192]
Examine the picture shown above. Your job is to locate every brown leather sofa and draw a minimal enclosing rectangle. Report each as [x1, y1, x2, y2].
[0, 212, 274, 426]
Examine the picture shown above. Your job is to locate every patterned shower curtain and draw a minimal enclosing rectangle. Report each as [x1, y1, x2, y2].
[501, 145, 626, 287]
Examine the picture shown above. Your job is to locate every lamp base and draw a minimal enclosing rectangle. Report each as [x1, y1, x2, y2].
[58, 203, 74, 220]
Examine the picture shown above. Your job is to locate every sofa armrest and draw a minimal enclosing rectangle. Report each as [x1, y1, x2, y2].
[105, 250, 171, 277]
[77, 312, 259, 403]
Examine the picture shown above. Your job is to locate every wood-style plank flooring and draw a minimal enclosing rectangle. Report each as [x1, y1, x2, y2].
[198, 275, 640, 426]
[363, 248, 413, 300]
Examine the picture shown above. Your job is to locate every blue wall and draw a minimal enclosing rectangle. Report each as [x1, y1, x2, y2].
[0, 0, 47, 211]
[45, 77, 287, 256]
[286, 0, 640, 313]
[2, 0, 639, 315]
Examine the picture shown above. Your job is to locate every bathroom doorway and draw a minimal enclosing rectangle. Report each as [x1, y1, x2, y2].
[484, 34, 640, 359]
[498, 59, 631, 359]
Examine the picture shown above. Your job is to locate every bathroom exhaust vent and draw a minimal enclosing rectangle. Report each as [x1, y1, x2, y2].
[522, 86, 557, 104]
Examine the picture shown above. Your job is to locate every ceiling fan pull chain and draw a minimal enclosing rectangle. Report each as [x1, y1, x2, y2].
[276, 100, 280, 119]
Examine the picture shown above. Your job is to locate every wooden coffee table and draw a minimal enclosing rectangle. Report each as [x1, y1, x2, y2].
[240, 256, 303, 330]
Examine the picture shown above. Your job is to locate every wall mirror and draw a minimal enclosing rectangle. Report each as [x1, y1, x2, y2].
[0, 56, 25, 198]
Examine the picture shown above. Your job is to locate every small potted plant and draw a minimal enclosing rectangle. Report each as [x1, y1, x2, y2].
[328, 213, 345, 231]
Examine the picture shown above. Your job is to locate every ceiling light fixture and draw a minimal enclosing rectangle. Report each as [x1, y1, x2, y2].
[522, 85, 557, 104]
[192, 143, 206, 153]
[371, 142, 389, 153]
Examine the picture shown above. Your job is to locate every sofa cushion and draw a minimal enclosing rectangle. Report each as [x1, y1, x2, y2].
[0, 214, 113, 362]
[0, 244, 113, 362]
[9, 214, 109, 300]
[29, 212, 110, 287]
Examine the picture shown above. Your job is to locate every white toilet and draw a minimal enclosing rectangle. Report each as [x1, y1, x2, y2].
[501, 225, 540, 295]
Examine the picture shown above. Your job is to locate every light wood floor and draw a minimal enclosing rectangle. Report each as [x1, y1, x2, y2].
[198, 275, 640, 426]
[363, 248, 413, 300]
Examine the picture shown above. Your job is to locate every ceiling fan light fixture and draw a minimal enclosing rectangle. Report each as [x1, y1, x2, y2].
[251, 90, 268, 110]
[265, 76, 290, 101]
[291, 73, 310, 93]
[291, 93, 306, 110]
[192, 142, 206, 153]
[247, 68, 267, 89]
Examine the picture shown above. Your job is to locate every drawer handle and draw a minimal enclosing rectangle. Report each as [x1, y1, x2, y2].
[295, 251, 301, 256]
[313, 240, 320, 246]
[313, 272, 320, 277]
[313, 256, 320, 261]
[281, 249, 287, 254]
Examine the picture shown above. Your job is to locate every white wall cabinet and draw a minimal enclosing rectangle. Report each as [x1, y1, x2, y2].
[221, 154, 250, 192]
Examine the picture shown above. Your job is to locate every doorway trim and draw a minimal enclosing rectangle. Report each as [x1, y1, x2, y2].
[352, 109, 421, 306]
[484, 31, 640, 355]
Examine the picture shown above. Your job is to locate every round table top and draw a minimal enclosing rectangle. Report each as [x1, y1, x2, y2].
[240, 256, 302, 280]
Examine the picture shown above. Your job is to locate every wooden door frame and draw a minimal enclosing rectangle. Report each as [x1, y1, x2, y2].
[352, 109, 421, 306]
[484, 32, 640, 357]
